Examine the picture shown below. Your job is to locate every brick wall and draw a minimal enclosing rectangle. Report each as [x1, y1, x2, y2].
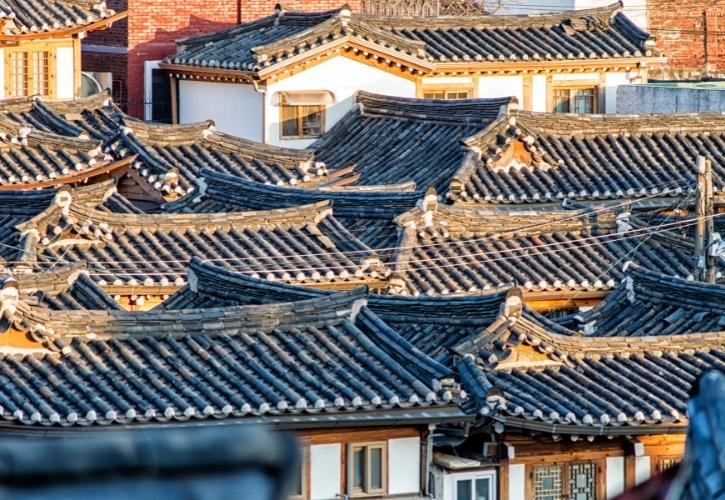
[241, 1, 360, 22]
[648, 0, 725, 79]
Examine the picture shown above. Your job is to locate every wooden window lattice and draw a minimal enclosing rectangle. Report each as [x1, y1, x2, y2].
[533, 465, 563, 500]
[656, 457, 682, 473]
[568, 463, 596, 500]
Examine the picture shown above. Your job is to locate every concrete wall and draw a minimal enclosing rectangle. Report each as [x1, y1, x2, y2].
[265, 55, 415, 148]
[618, 85, 725, 113]
[179, 81, 263, 141]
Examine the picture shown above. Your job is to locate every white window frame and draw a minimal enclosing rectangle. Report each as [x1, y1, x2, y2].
[144, 60, 161, 121]
[447, 470, 497, 500]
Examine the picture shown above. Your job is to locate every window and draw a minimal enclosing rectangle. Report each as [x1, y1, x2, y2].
[454, 473, 496, 500]
[277, 91, 334, 140]
[349, 442, 386, 497]
[280, 104, 325, 139]
[656, 457, 681, 473]
[9, 51, 50, 97]
[532, 462, 597, 500]
[553, 87, 597, 114]
[423, 89, 471, 100]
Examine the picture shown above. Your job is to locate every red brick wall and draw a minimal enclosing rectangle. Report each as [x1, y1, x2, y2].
[241, 1, 360, 22]
[648, 0, 725, 78]
[83, 0, 362, 117]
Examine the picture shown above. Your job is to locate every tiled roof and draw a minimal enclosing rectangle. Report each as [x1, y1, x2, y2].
[390, 193, 696, 295]
[1, 95, 334, 198]
[163, 169, 422, 249]
[313, 91, 514, 192]
[0, 287, 453, 426]
[163, 258, 572, 366]
[560, 263, 725, 336]
[457, 301, 724, 432]
[0, 0, 118, 35]
[0, 181, 135, 263]
[6, 186, 387, 288]
[449, 112, 725, 204]
[166, 3, 658, 72]
[0, 115, 125, 189]
[111, 117, 331, 197]
[1, 263, 119, 310]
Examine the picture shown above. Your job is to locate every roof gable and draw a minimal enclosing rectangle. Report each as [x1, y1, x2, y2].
[450, 112, 725, 204]
[165, 2, 660, 76]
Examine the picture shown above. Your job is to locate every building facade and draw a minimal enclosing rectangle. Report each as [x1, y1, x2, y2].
[0, 1, 124, 101]
[163, 3, 664, 148]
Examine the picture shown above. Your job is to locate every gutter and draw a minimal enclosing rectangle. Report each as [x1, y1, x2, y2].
[495, 416, 688, 436]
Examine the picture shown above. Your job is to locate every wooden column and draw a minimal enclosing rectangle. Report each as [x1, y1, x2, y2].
[170, 75, 178, 124]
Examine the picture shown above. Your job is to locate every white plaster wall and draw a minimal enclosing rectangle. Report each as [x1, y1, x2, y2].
[388, 437, 420, 494]
[56, 46, 75, 99]
[508, 463, 526, 500]
[532, 75, 548, 112]
[635, 456, 652, 486]
[310, 443, 341, 500]
[478, 76, 523, 104]
[265, 55, 415, 148]
[552, 72, 599, 82]
[179, 81, 263, 141]
[604, 72, 630, 113]
[606, 457, 626, 499]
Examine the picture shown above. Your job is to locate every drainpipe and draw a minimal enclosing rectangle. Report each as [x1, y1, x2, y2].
[425, 424, 436, 497]
[253, 81, 267, 143]
[237, 0, 242, 24]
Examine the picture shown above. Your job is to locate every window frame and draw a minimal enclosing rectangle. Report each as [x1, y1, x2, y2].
[5, 47, 54, 98]
[348, 441, 388, 498]
[421, 87, 473, 100]
[451, 470, 497, 500]
[277, 92, 328, 140]
[550, 83, 599, 114]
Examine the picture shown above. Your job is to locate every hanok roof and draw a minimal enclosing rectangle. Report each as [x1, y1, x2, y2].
[561, 263, 725, 336]
[0, 287, 454, 426]
[313, 91, 514, 192]
[111, 117, 333, 198]
[163, 169, 422, 249]
[0, 114, 131, 189]
[1, 263, 119, 310]
[390, 192, 695, 296]
[449, 112, 725, 205]
[456, 302, 724, 433]
[0, 181, 135, 263]
[1, 94, 336, 199]
[165, 2, 659, 75]
[0, 0, 122, 37]
[163, 258, 572, 366]
[6, 188, 388, 288]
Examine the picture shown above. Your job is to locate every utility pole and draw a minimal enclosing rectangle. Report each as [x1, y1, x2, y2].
[695, 156, 716, 282]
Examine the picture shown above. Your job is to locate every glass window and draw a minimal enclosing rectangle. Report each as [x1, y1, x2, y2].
[280, 104, 325, 139]
[349, 442, 386, 497]
[552, 87, 596, 114]
[423, 90, 471, 100]
[455, 474, 494, 500]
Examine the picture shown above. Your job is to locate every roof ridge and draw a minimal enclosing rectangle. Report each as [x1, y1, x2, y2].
[44, 287, 370, 340]
[355, 91, 514, 125]
[364, 1, 623, 28]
